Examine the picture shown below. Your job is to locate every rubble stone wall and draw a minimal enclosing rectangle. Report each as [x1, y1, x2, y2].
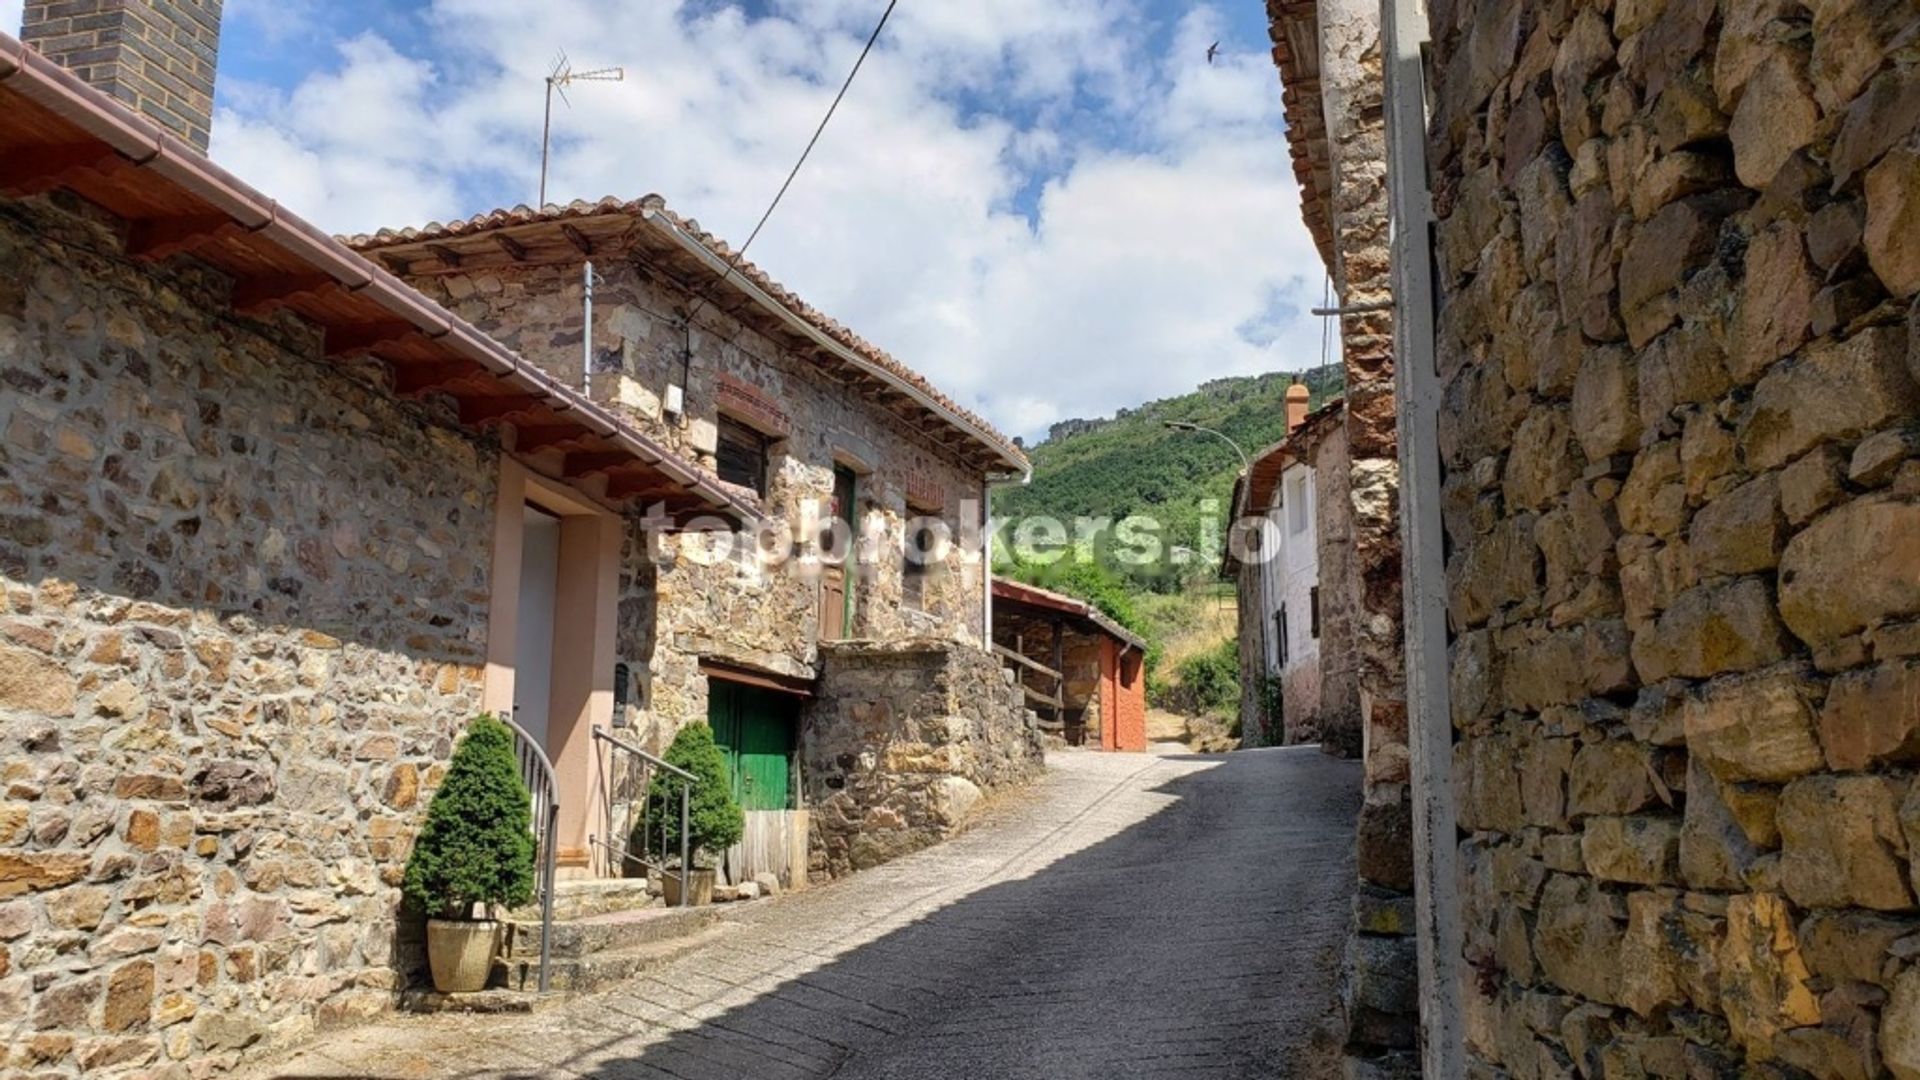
[801, 639, 1043, 881]
[1425, 0, 1920, 1073]
[408, 258, 986, 748]
[1285, 0, 1424, 1069]
[1313, 423, 1365, 755]
[0, 196, 493, 1075]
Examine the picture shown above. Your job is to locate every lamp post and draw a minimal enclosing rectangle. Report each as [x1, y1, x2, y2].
[1163, 420, 1251, 472]
[1165, 419, 1269, 741]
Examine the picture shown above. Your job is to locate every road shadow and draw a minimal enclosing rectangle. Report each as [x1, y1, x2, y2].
[272, 751, 1362, 1080]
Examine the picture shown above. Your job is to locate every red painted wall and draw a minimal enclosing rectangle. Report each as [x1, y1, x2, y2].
[1099, 639, 1147, 753]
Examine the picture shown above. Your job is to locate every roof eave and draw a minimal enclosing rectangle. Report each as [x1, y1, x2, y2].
[639, 208, 1030, 476]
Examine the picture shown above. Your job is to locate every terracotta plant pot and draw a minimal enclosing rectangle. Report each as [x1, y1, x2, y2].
[662, 868, 716, 906]
[426, 918, 499, 993]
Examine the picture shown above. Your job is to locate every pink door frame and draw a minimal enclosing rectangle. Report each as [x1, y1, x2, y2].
[482, 457, 623, 877]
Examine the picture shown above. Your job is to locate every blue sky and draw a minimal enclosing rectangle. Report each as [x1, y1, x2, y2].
[5, 0, 1324, 441]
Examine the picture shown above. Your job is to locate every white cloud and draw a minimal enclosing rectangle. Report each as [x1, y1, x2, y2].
[205, 0, 1328, 441]
[3, 1, 25, 37]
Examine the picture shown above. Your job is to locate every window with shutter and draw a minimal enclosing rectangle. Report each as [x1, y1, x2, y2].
[716, 416, 771, 497]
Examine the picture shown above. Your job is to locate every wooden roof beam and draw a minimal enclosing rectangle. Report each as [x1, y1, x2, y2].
[127, 213, 246, 262]
[391, 360, 475, 397]
[425, 243, 463, 268]
[493, 233, 529, 262]
[459, 394, 545, 425]
[563, 451, 634, 479]
[511, 424, 585, 453]
[560, 225, 593, 257]
[231, 273, 342, 317]
[324, 321, 430, 359]
[0, 144, 132, 197]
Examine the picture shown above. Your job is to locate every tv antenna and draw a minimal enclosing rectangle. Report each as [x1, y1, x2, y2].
[540, 51, 624, 207]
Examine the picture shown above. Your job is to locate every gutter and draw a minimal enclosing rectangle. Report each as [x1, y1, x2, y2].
[641, 207, 1030, 478]
[0, 35, 756, 525]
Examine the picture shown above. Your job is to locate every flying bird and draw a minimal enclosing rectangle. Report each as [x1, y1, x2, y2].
[1206, 41, 1220, 64]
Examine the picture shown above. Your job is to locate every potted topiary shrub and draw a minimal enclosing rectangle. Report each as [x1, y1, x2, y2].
[648, 722, 743, 905]
[402, 714, 535, 993]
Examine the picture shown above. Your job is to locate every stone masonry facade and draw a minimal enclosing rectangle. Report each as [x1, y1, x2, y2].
[0, 194, 494, 1075]
[402, 252, 990, 755]
[1313, 421, 1364, 756]
[1427, 0, 1920, 1074]
[802, 639, 1044, 881]
[1268, 0, 1422, 1071]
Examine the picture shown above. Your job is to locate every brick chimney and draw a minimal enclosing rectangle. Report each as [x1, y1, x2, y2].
[21, 0, 225, 151]
[1285, 380, 1311, 434]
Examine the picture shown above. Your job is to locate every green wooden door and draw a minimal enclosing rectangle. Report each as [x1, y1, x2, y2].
[707, 681, 798, 811]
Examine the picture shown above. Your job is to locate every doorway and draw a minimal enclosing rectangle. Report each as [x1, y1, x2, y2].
[707, 678, 806, 887]
[514, 504, 561, 750]
[818, 464, 859, 640]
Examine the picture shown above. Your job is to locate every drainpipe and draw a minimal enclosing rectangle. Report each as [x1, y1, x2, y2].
[582, 260, 595, 399]
[1382, 0, 1465, 1073]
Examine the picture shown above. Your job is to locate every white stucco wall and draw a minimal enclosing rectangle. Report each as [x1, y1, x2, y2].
[1255, 461, 1323, 684]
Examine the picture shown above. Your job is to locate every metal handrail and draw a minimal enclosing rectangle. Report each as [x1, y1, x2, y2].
[592, 725, 698, 781]
[591, 725, 695, 907]
[498, 710, 558, 994]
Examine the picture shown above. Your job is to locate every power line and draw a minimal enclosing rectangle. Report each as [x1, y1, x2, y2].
[685, 0, 901, 323]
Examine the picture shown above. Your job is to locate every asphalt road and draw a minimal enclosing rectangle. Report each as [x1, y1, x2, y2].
[260, 746, 1362, 1080]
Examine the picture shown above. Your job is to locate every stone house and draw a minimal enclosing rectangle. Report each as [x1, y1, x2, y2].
[1265, 0, 1421, 1073]
[1271, 0, 1920, 1075]
[1385, 0, 1920, 1074]
[989, 578, 1149, 752]
[342, 197, 1036, 886]
[0, 2, 1037, 1072]
[1226, 390, 1359, 750]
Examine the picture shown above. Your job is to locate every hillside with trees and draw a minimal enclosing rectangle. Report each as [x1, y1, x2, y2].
[992, 366, 1343, 735]
[993, 364, 1343, 594]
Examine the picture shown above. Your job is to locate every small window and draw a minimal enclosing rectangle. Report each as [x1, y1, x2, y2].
[716, 416, 772, 497]
[1310, 586, 1321, 639]
[1287, 474, 1309, 535]
[1275, 605, 1289, 666]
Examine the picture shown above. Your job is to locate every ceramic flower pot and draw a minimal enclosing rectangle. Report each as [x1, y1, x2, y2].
[426, 918, 499, 993]
[661, 868, 716, 906]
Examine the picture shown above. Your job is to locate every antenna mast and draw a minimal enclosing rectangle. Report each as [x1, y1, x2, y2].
[540, 52, 624, 207]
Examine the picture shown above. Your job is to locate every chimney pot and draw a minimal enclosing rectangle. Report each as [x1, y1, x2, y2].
[1285, 381, 1311, 433]
[23, 0, 225, 151]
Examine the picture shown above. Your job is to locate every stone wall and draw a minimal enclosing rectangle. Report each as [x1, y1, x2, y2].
[800, 639, 1043, 881]
[1236, 553, 1274, 746]
[1426, 0, 1920, 1073]
[0, 195, 492, 1075]
[1313, 422, 1364, 755]
[1270, 0, 1422, 1068]
[994, 604, 1103, 744]
[406, 255, 987, 745]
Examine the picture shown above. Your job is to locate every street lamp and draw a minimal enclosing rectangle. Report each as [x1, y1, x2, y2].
[1165, 419, 1270, 740]
[1164, 420, 1251, 472]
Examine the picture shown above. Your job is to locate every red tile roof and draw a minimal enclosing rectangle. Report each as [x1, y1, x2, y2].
[1267, 0, 1335, 268]
[991, 578, 1149, 652]
[344, 196, 1030, 475]
[0, 34, 758, 525]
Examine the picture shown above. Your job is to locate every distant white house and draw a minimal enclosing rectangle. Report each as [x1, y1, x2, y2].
[1226, 390, 1357, 749]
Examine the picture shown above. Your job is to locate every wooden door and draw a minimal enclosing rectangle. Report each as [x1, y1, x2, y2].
[818, 465, 859, 640]
[707, 680, 797, 811]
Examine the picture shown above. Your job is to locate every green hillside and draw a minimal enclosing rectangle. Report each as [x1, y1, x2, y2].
[993, 365, 1343, 593]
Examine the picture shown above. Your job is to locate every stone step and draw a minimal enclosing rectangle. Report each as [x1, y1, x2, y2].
[498, 923, 736, 995]
[505, 902, 724, 960]
[511, 877, 661, 922]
